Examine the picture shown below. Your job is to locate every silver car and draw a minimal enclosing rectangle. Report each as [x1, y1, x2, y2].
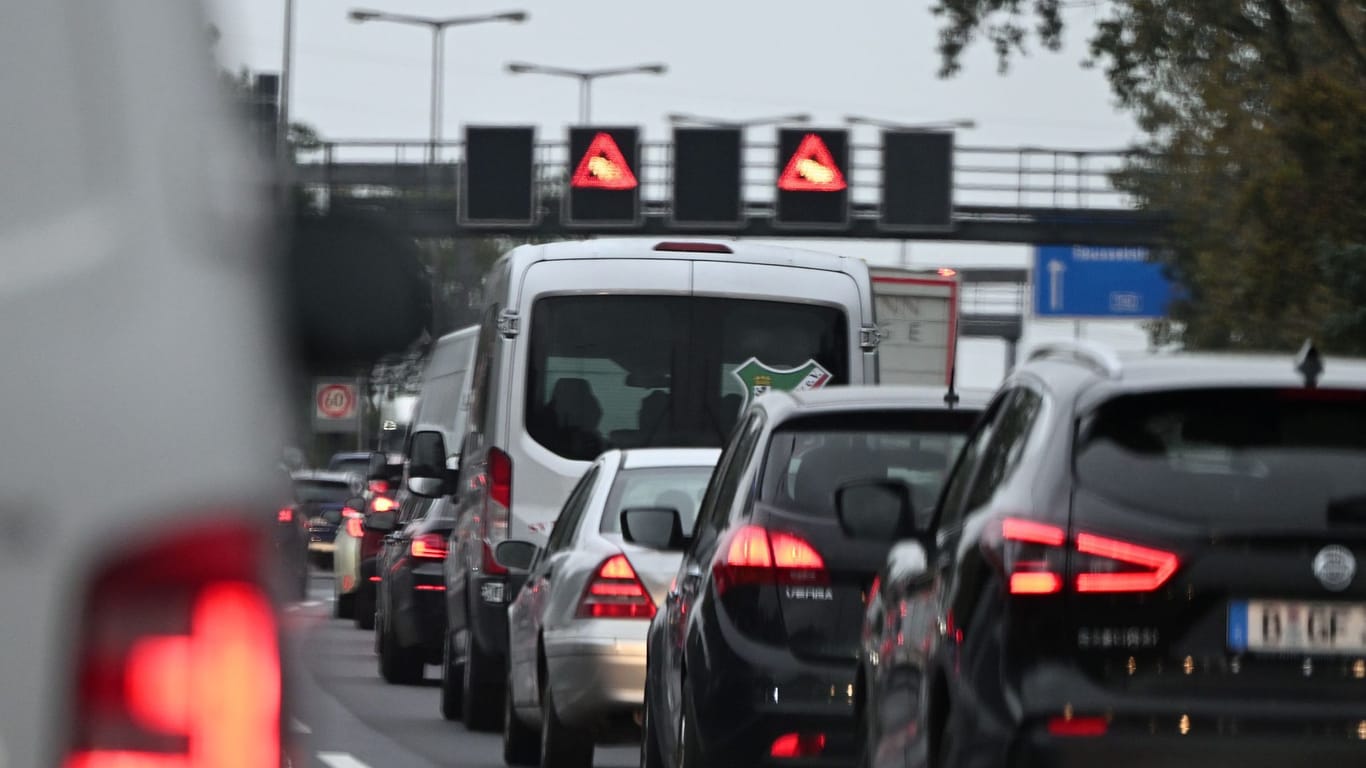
[498, 448, 721, 768]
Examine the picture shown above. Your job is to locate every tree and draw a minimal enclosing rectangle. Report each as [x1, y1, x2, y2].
[933, 0, 1366, 352]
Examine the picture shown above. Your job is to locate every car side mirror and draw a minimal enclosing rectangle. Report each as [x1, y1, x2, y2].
[621, 507, 688, 551]
[835, 480, 916, 541]
[407, 430, 449, 498]
[363, 511, 396, 532]
[494, 540, 538, 573]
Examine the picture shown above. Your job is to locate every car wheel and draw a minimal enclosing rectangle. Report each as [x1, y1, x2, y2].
[354, 585, 375, 630]
[378, 610, 424, 685]
[503, 673, 539, 766]
[639, 686, 665, 768]
[333, 590, 354, 620]
[440, 631, 464, 721]
[462, 633, 504, 732]
[678, 683, 704, 768]
[540, 685, 592, 768]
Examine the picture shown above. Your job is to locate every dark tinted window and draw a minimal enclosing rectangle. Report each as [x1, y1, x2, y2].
[599, 466, 716, 536]
[759, 410, 978, 525]
[964, 388, 1043, 510]
[937, 396, 1006, 531]
[525, 295, 847, 460]
[1076, 388, 1366, 525]
[293, 481, 354, 504]
[694, 413, 765, 551]
[328, 458, 370, 478]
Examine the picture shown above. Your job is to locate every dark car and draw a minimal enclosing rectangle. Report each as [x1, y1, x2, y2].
[293, 470, 365, 565]
[371, 495, 455, 685]
[641, 386, 985, 768]
[856, 342, 1366, 768]
[274, 466, 311, 599]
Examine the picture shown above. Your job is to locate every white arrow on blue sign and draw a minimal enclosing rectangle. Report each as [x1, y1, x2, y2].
[1032, 245, 1176, 319]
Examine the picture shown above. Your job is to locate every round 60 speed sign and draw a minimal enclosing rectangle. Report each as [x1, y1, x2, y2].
[316, 383, 357, 420]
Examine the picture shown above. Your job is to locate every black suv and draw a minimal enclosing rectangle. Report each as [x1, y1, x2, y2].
[857, 342, 1366, 768]
[642, 386, 985, 768]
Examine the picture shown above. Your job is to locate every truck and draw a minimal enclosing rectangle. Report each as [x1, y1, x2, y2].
[870, 267, 960, 386]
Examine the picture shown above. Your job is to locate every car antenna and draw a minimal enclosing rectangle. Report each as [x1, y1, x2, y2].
[944, 365, 961, 409]
[1295, 338, 1323, 388]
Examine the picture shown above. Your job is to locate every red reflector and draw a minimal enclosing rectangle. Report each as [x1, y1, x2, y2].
[1075, 533, 1179, 593]
[652, 241, 734, 254]
[411, 534, 448, 560]
[344, 518, 364, 539]
[770, 732, 827, 758]
[1047, 716, 1108, 737]
[1002, 518, 1065, 546]
[276, 508, 293, 523]
[414, 584, 445, 592]
[488, 448, 512, 510]
[371, 496, 396, 513]
[578, 554, 655, 620]
[1010, 572, 1062, 595]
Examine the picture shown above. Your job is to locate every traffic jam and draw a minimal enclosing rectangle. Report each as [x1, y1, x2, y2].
[277, 239, 1366, 768]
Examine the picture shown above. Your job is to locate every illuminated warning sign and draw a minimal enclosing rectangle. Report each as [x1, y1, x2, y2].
[777, 133, 848, 192]
[571, 132, 639, 190]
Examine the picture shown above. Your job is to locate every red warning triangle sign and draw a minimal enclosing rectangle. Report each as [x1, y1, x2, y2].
[777, 133, 847, 192]
[571, 132, 639, 190]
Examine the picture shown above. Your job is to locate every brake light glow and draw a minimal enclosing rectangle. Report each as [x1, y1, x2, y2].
[1010, 572, 1063, 595]
[577, 554, 655, 619]
[344, 517, 364, 539]
[1075, 533, 1180, 593]
[714, 525, 827, 595]
[1002, 518, 1065, 546]
[1000, 517, 1180, 596]
[1047, 715, 1108, 737]
[653, 241, 734, 254]
[770, 732, 827, 758]
[368, 480, 390, 494]
[411, 533, 449, 560]
[276, 508, 293, 523]
[371, 496, 396, 513]
[481, 448, 513, 575]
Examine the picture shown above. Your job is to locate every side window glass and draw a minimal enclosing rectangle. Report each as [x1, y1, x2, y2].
[546, 465, 599, 556]
[692, 414, 759, 552]
[710, 413, 765, 529]
[467, 303, 500, 439]
[964, 388, 1044, 511]
[936, 392, 1009, 531]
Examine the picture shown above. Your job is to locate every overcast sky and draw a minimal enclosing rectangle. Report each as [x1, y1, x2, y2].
[211, 0, 1153, 385]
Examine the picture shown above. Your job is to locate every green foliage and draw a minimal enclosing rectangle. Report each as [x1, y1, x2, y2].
[933, 0, 1366, 353]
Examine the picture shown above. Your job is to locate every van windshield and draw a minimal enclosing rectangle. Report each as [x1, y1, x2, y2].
[525, 295, 848, 460]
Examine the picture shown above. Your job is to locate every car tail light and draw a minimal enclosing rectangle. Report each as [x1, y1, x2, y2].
[276, 508, 293, 523]
[1000, 517, 1180, 595]
[577, 555, 655, 619]
[480, 448, 512, 575]
[1047, 715, 1108, 737]
[770, 732, 826, 758]
[370, 496, 396, 514]
[713, 525, 827, 595]
[344, 517, 364, 539]
[65, 522, 281, 768]
[411, 533, 449, 560]
[652, 241, 733, 254]
[368, 480, 390, 494]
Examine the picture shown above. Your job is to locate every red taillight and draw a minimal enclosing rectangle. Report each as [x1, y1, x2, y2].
[480, 448, 513, 575]
[368, 480, 390, 494]
[370, 496, 396, 513]
[770, 732, 826, 758]
[714, 525, 827, 595]
[577, 554, 655, 619]
[1000, 517, 1180, 596]
[344, 517, 364, 539]
[66, 523, 281, 768]
[411, 533, 449, 560]
[652, 241, 734, 254]
[488, 448, 512, 511]
[1047, 715, 1109, 737]
[276, 508, 293, 523]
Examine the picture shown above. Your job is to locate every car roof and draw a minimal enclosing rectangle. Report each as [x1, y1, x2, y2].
[512, 238, 861, 274]
[756, 385, 993, 421]
[292, 470, 361, 484]
[328, 452, 372, 462]
[614, 447, 723, 470]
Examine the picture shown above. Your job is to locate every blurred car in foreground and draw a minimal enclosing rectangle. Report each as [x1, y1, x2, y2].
[643, 387, 985, 768]
[499, 448, 720, 768]
[292, 470, 364, 567]
[371, 496, 452, 685]
[857, 342, 1366, 768]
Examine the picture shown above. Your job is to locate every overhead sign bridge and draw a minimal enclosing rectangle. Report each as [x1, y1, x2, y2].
[292, 127, 1168, 246]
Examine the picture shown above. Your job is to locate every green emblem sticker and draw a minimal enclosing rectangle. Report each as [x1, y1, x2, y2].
[730, 357, 834, 411]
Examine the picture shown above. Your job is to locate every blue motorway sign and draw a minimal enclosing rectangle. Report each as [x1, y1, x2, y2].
[1033, 245, 1176, 318]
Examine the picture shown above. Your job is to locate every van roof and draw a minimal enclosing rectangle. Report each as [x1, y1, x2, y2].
[512, 238, 863, 274]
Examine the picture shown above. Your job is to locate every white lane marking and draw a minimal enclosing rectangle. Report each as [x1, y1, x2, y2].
[301, 600, 323, 608]
[317, 752, 370, 768]
[291, 718, 312, 734]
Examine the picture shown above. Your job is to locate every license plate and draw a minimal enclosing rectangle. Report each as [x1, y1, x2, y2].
[1228, 599, 1366, 655]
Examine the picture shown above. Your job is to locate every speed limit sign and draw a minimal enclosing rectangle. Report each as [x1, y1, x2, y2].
[313, 379, 360, 432]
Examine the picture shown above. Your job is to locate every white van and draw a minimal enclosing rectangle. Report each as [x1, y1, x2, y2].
[406, 238, 878, 728]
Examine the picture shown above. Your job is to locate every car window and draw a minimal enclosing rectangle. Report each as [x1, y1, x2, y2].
[936, 394, 1009, 532]
[963, 387, 1044, 511]
[467, 303, 500, 440]
[599, 465, 716, 536]
[545, 464, 601, 555]
[708, 413, 766, 527]
[293, 481, 354, 504]
[1075, 388, 1366, 526]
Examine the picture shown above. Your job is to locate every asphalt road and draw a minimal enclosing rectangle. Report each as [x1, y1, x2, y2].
[286, 570, 639, 768]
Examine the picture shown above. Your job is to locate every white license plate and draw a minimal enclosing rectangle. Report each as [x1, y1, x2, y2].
[1229, 599, 1366, 655]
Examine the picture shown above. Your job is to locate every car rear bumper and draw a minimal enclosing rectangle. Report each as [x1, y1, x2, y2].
[1011, 727, 1366, 768]
[394, 562, 446, 660]
[545, 622, 648, 727]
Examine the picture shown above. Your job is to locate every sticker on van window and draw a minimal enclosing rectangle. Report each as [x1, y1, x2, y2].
[730, 357, 833, 410]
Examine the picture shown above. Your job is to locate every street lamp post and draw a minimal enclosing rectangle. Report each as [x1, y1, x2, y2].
[666, 111, 812, 128]
[505, 62, 668, 123]
[349, 8, 528, 162]
[843, 115, 977, 131]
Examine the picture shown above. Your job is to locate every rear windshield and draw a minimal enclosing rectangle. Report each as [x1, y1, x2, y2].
[1075, 389, 1366, 525]
[328, 458, 370, 477]
[526, 295, 848, 460]
[599, 466, 716, 536]
[294, 480, 355, 504]
[759, 411, 978, 524]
